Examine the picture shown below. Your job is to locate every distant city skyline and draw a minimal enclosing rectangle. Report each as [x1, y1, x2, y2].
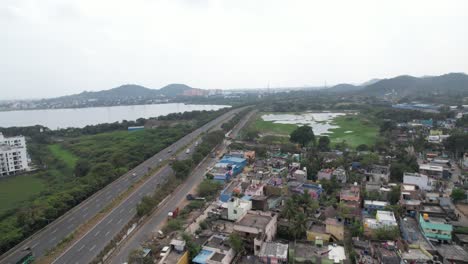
[2, 0, 468, 99]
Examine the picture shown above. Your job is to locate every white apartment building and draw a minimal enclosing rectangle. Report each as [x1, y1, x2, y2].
[0, 133, 29, 177]
[403, 172, 435, 191]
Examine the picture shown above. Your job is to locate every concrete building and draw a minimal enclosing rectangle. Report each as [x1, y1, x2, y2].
[365, 165, 390, 183]
[233, 211, 278, 255]
[403, 172, 435, 191]
[400, 184, 422, 216]
[419, 214, 453, 242]
[257, 242, 288, 264]
[364, 211, 397, 231]
[317, 168, 334, 181]
[0, 133, 29, 177]
[325, 218, 345, 241]
[192, 235, 235, 264]
[289, 241, 347, 264]
[339, 184, 361, 222]
[332, 167, 347, 183]
[227, 197, 252, 221]
[363, 200, 388, 215]
[419, 164, 443, 179]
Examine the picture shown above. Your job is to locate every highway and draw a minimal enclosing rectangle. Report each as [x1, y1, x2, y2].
[0, 107, 244, 264]
[108, 110, 256, 263]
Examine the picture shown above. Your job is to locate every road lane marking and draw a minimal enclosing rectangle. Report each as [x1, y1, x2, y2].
[89, 244, 96, 251]
[117, 219, 122, 224]
[119, 208, 124, 214]
[77, 244, 85, 252]
[105, 231, 110, 236]
[94, 230, 101, 237]
[107, 218, 113, 224]
[83, 212, 89, 218]
[51, 228, 58, 234]
[67, 216, 75, 222]
[31, 242, 39, 249]
[50, 237, 56, 242]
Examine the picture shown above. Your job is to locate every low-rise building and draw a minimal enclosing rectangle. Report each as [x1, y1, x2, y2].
[233, 211, 277, 255]
[244, 183, 265, 197]
[419, 164, 443, 179]
[332, 167, 347, 184]
[192, 235, 235, 264]
[325, 218, 345, 241]
[257, 241, 288, 264]
[365, 165, 390, 183]
[340, 184, 361, 222]
[289, 241, 347, 264]
[419, 214, 453, 242]
[400, 184, 422, 216]
[364, 211, 397, 233]
[363, 200, 388, 215]
[317, 168, 334, 181]
[403, 172, 435, 191]
[227, 197, 252, 221]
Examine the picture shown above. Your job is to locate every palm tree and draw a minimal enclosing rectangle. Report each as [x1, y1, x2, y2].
[281, 198, 297, 221]
[290, 212, 308, 240]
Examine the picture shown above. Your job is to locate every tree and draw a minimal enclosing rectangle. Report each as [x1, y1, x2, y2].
[182, 233, 201, 258]
[244, 129, 259, 141]
[281, 198, 298, 221]
[74, 159, 90, 177]
[172, 159, 193, 179]
[388, 186, 401, 205]
[318, 136, 331, 151]
[290, 125, 315, 147]
[290, 212, 307, 239]
[374, 226, 400, 240]
[229, 233, 244, 254]
[356, 144, 369, 152]
[451, 188, 466, 202]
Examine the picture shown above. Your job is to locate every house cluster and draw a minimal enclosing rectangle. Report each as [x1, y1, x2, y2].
[155, 108, 468, 264]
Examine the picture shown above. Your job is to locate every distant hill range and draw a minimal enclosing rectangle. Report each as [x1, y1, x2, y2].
[326, 73, 468, 100]
[46, 83, 206, 102]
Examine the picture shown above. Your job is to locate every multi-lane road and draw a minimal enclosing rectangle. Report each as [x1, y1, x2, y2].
[0, 107, 245, 264]
[107, 110, 256, 263]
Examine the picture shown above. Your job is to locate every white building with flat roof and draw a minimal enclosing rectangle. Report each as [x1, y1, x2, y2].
[403, 172, 435, 191]
[0, 133, 29, 177]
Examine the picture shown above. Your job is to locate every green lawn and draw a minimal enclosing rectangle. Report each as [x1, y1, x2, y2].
[48, 144, 78, 168]
[252, 114, 297, 136]
[0, 174, 45, 214]
[327, 115, 379, 148]
[250, 112, 378, 148]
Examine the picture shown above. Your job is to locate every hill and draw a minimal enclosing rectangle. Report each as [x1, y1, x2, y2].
[360, 73, 468, 99]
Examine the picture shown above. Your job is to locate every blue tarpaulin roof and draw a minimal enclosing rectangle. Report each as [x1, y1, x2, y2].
[193, 249, 213, 264]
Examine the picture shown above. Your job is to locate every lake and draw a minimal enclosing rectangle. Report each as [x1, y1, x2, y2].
[0, 103, 230, 129]
[261, 112, 347, 135]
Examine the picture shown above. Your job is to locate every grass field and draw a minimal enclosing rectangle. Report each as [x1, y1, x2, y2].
[49, 144, 78, 168]
[252, 114, 297, 136]
[250, 112, 378, 148]
[327, 115, 379, 147]
[0, 174, 45, 214]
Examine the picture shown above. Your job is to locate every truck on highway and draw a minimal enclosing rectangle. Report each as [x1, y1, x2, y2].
[168, 207, 179, 218]
[186, 194, 206, 201]
[16, 249, 34, 264]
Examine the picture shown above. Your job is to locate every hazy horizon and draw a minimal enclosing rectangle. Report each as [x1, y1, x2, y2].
[2, 0, 468, 99]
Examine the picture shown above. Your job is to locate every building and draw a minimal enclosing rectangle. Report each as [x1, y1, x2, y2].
[419, 164, 443, 179]
[339, 184, 361, 222]
[306, 224, 331, 242]
[363, 200, 388, 215]
[403, 172, 435, 191]
[364, 211, 397, 233]
[325, 218, 345, 241]
[227, 197, 252, 221]
[419, 214, 453, 242]
[293, 169, 307, 182]
[332, 167, 347, 183]
[365, 165, 390, 183]
[0, 133, 29, 177]
[289, 241, 347, 264]
[244, 183, 265, 197]
[400, 184, 422, 216]
[317, 169, 334, 181]
[257, 242, 288, 264]
[233, 211, 278, 255]
[192, 235, 235, 264]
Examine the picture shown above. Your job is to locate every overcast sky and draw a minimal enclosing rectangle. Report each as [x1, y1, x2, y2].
[2, 0, 468, 99]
